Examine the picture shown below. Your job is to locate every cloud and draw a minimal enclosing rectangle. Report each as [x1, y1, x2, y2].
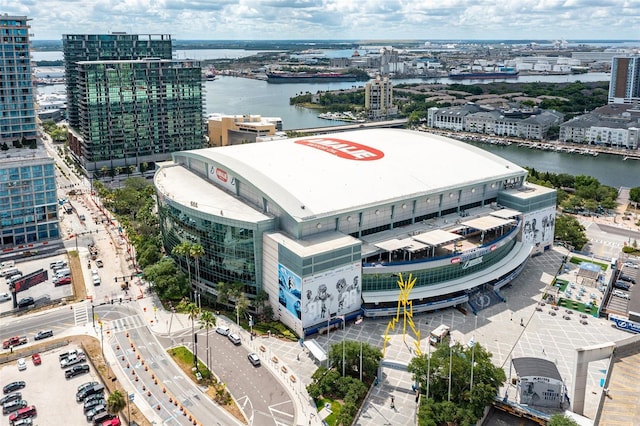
[2, 0, 638, 40]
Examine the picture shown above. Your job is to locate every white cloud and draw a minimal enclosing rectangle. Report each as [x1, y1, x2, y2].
[3, 0, 639, 40]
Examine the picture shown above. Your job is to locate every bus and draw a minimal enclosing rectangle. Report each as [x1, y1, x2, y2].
[429, 324, 450, 346]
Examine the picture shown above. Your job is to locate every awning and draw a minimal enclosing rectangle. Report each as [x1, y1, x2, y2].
[375, 238, 411, 252]
[303, 339, 327, 363]
[490, 208, 521, 219]
[398, 238, 428, 253]
[461, 216, 515, 231]
[413, 229, 463, 247]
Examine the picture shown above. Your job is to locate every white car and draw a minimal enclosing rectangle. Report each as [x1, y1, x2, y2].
[0, 292, 11, 302]
[215, 326, 230, 336]
[612, 290, 630, 299]
[17, 358, 27, 371]
[228, 333, 241, 345]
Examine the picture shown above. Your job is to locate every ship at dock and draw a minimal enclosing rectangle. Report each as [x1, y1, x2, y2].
[266, 71, 361, 84]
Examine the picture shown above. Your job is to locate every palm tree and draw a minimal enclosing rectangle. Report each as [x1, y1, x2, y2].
[106, 389, 126, 420]
[190, 243, 205, 300]
[199, 310, 216, 371]
[172, 241, 193, 297]
[179, 300, 200, 367]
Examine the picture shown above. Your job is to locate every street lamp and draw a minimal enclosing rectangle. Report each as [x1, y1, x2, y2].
[248, 314, 254, 340]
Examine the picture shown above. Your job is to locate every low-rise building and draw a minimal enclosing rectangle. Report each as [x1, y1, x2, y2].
[207, 114, 282, 147]
[559, 104, 640, 149]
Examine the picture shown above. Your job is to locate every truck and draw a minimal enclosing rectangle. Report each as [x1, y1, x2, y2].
[60, 352, 86, 368]
[429, 324, 450, 346]
[3, 336, 27, 349]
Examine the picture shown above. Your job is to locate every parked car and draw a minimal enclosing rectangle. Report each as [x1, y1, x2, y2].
[92, 412, 115, 426]
[65, 364, 90, 379]
[95, 259, 104, 268]
[61, 353, 86, 368]
[619, 274, 636, 284]
[76, 384, 104, 402]
[53, 276, 72, 286]
[86, 405, 106, 422]
[0, 392, 21, 405]
[17, 358, 26, 371]
[83, 398, 106, 413]
[0, 292, 11, 302]
[50, 260, 67, 269]
[614, 281, 631, 290]
[3, 381, 25, 394]
[17, 297, 34, 308]
[612, 289, 630, 299]
[11, 417, 33, 426]
[60, 349, 79, 362]
[3, 399, 27, 414]
[77, 381, 99, 394]
[31, 354, 41, 366]
[8, 406, 36, 423]
[33, 330, 53, 341]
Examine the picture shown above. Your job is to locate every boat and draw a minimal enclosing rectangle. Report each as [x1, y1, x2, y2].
[448, 70, 519, 80]
[266, 72, 360, 84]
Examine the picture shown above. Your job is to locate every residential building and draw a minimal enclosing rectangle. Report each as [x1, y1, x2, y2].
[207, 114, 281, 147]
[365, 75, 398, 119]
[427, 104, 564, 140]
[609, 56, 640, 105]
[0, 145, 60, 248]
[559, 104, 640, 149]
[155, 129, 555, 337]
[63, 33, 173, 129]
[0, 15, 36, 147]
[66, 58, 205, 179]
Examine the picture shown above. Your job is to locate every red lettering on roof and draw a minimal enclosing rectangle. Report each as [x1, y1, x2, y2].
[450, 257, 461, 264]
[295, 138, 384, 161]
[215, 168, 228, 183]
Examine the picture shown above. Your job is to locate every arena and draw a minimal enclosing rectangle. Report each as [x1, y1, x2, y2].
[155, 128, 556, 336]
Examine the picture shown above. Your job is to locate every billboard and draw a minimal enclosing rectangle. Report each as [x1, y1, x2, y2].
[12, 269, 48, 293]
[522, 206, 556, 247]
[278, 262, 362, 328]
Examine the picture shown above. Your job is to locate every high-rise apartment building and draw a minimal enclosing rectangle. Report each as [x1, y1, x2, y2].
[63, 33, 173, 129]
[609, 56, 640, 105]
[365, 75, 398, 119]
[0, 15, 59, 249]
[63, 34, 205, 179]
[0, 15, 37, 147]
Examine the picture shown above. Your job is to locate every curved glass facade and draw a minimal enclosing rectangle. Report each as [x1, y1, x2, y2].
[158, 199, 271, 295]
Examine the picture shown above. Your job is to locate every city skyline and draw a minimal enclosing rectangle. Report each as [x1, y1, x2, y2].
[5, 1, 640, 42]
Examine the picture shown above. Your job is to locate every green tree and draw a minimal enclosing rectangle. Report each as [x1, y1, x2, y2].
[143, 257, 188, 301]
[630, 187, 640, 204]
[198, 310, 217, 370]
[178, 300, 200, 367]
[172, 241, 193, 294]
[328, 340, 382, 381]
[554, 214, 588, 250]
[106, 389, 126, 417]
[190, 243, 205, 288]
[548, 414, 579, 426]
[408, 342, 506, 425]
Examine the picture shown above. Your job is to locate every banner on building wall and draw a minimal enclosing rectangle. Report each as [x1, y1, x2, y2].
[301, 262, 362, 328]
[522, 206, 556, 246]
[208, 165, 237, 193]
[278, 262, 362, 328]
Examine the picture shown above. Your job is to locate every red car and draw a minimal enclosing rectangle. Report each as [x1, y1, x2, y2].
[31, 353, 41, 366]
[54, 276, 72, 286]
[102, 417, 121, 426]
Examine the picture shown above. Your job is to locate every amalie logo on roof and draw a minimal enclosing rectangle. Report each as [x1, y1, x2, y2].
[295, 138, 384, 161]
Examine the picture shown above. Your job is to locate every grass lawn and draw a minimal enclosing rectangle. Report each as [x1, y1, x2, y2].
[554, 278, 569, 292]
[569, 256, 608, 271]
[317, 397, 342, 426]
[558, 298, 599, 316]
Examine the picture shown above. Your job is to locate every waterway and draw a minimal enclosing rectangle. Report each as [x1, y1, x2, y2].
[34, 49, 633, 188]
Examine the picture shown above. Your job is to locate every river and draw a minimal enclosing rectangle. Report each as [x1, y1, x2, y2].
[33, 50, 635, 188]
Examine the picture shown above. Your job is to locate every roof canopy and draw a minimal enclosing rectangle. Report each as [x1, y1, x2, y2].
[490, 208, 522, 219]
[413, 229, 463, 247]
[461, 216, 515, 232]
[398, 238, 428, 253]
[512, 357, 563, 381]
[374, 238, 410, 252]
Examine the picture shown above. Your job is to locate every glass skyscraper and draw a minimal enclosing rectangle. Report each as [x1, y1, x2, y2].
[0, 16, 59, 249]
[63, 34, 204, 179]
[0, 15, 37, 147]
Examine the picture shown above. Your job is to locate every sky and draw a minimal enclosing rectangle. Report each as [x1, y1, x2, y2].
[4, 0, 640, 41]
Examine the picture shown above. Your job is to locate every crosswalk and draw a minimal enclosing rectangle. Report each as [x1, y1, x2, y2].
[73, 301, 89, 326]
[106, 314, 147, 333]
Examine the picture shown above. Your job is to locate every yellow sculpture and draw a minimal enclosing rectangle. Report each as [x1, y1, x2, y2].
[382, 273, 422, 356]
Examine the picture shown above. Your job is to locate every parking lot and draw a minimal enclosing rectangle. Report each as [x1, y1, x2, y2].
[1, 346, 101, 425]
[0, 254, 74, 315]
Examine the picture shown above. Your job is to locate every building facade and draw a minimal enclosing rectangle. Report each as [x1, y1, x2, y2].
[67, 58, 205, 178]
[207, 114, 281, 147]
[559, 104, 640, 149]
[365, 75, 398, 119]
[609, 56, 640, 105]
[155, 129, 556, 337]
[0, 147, 60, 248]
[63, 33, 173, 129]
[0, 15, 37, 147]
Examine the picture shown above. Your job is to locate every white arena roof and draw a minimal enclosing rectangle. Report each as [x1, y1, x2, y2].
[185, 129, 526, 220]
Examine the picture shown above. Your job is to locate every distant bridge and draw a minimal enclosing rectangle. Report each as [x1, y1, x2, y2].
[289, 118, 408, 134]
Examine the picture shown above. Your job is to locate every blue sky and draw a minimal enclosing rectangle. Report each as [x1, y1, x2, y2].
[5, 0, 640, 41]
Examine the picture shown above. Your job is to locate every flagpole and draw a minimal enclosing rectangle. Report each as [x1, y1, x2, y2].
[426, 338, 431, 400]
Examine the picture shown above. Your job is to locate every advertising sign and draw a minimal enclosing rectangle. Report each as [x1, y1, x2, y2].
[610, 315, 640, 334]
[278, 262, 362, 328]
[522, 206, 556, 246]
[12, 269, 48, 293]
[208, 165, 237, 193]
